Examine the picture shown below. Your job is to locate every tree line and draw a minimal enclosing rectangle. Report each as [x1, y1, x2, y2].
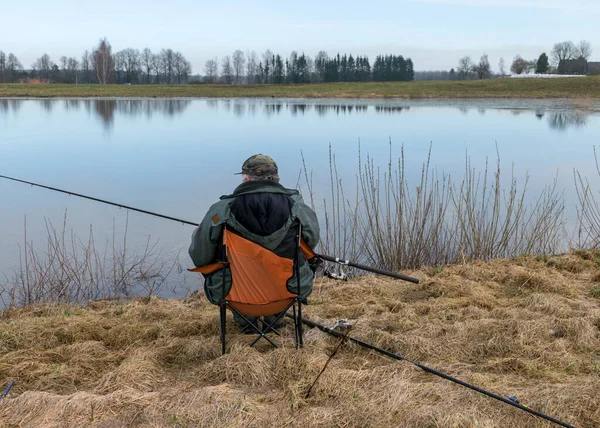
[0, 51, 24, 83]
[0, 38, 192, 84]
[2, 40, 417, 85]
[414, 40, 593, 81]
[203, 50, 414, 84]
[508, 40, 592, 75]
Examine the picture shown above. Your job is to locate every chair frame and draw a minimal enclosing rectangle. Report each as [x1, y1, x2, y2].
[217, 223, 304, 355]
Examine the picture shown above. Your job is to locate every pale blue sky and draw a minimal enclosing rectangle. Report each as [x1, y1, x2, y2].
[1, 0, 598, 73]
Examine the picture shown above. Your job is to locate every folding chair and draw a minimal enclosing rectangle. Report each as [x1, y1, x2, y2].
[191, 223, 305, 354]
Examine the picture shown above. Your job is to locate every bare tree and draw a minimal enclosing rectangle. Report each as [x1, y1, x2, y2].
[141, 48, 154, 84]
[114, 51, 126, 83]
[160, 49, 175, 84]
[577, 40, 592, 60]
[457, 56, 473, 80]
[204, 58, 218, 83]
[474, 54, 491, 79]
[33, 53, 53, 80]
[498, 57, 506, 76]
[262, 49, 273, 83]
[315, 51, 328, 82]
[121, 48, 140, 83]
[510, 55, 529, 75]
[173, 51, 191, 84]
[151, 54, 162, 84]
[59, 56, 70, 83]
[551, 41, 577, 65]
[127, 49, 140, 83]
[81, 51, 91, 83]
[232, 50, 245, 84]
[7, 53, 23, 82]
[91, 38, 115, 84]
[246, 51, 257, 84]
[0, 51, 6, 82]
[221, 55, 233, 84]
[69, 58, 79, 83]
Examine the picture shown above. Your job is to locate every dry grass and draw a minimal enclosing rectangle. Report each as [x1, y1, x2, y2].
[1, 77, 600, 99]
[1, 252, 599, 427]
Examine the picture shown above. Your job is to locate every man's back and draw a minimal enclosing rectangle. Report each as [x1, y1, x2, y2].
[229, 179, 294, 236]
[188, 154, 320, 306]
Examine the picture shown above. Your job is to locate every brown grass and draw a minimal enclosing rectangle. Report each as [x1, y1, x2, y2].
[1, 252, 599, 427]
[2, 77, 600, 99]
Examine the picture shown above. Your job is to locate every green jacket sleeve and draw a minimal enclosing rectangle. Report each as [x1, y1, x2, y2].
[293, 194, 320, 248]
[188, 201, 228, 267]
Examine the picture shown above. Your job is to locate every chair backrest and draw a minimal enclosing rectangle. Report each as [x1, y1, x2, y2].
[223, 228, 298, 317]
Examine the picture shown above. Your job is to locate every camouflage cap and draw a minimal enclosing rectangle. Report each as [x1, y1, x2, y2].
[236, 154, 279, 178]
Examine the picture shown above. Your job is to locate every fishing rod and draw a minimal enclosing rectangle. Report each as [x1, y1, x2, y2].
[0, 174, 418, 283]
[0, 381, 14, 400]
[0, 174, 198, 226]
[293, 315, 574, 428]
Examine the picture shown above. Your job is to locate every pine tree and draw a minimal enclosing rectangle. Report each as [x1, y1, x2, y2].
[347, 54, 356, 81]
[535, 53, 549, 74]
[273, 55, 284, 84]
[406, 58, 414, 81]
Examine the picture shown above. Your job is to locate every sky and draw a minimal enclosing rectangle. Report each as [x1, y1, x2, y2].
[1, 0, 599, 74]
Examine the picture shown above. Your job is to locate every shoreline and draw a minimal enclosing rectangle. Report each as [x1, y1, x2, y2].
[1, 78, 599, 99]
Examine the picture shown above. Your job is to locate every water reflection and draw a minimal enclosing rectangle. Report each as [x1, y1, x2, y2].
[4, 99, 194, 129]
[201, 100, 595, 132]
[0, 99, 22, 114]
[92, 100, 116, 128]
[0, 98, 596, 133]
[41, 99, 54, 113]
[374, 105, 409, 114]
[548, 111, 588, 131]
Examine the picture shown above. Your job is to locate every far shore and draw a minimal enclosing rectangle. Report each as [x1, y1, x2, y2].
[1, 77, 599, 99]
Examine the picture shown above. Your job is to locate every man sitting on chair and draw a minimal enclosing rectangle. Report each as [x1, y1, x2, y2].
[189, 154, 320, 333]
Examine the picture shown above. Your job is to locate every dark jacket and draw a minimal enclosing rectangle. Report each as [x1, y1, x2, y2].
[189, 180, 320, 304]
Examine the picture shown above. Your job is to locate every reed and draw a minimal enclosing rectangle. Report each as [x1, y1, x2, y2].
[304, 142, 567, 273]
[575, 146, 600, 249]
[0, 211, 178, 309]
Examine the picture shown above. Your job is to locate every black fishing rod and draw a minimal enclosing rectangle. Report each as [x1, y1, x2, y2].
[0, 174, 418, 283]
[293, 315, 574, 428]
[317, 254, 419, 283]
[0, 174, 198, 226]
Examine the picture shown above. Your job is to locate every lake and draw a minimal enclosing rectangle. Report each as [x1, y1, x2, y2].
[1, 97, 599, 303]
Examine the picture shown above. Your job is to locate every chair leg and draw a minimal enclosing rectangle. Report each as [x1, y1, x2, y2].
[220, 304, 227, 355]
[292, 304, 300, 348]
[297, 300, 304, 348]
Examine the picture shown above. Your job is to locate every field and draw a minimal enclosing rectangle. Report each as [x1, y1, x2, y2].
[1, 251, 599, 427]
[1, 77, 600, 99]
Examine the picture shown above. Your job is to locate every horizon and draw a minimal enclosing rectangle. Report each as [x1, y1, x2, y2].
[1, 0, 599, 75]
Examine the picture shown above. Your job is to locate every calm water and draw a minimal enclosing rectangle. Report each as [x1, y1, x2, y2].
[1, 97, 599, 300]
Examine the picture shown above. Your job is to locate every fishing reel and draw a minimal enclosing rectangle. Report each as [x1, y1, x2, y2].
[323, 269, 349, 281]
[321, 259, 349, 281]
[309, 254, 349, 281]
[333, 319, 353, 333]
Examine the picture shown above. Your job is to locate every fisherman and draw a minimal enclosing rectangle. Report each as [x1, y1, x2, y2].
[189, 154, 320, 333]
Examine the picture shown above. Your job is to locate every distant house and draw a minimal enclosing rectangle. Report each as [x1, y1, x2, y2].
[558, 59, 588, 75]
[588, 62, 600, 76]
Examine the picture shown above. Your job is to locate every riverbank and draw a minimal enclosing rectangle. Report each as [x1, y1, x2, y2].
[1, 251, 599, 427]
[1, 77, 599, 99]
